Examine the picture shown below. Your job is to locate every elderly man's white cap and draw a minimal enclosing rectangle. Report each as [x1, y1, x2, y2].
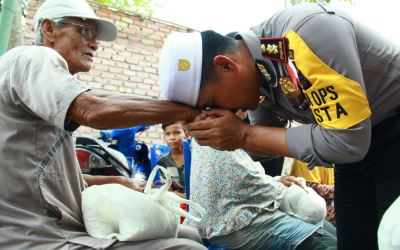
[33, 0, 117, 41]
[159, 32, 202, 106]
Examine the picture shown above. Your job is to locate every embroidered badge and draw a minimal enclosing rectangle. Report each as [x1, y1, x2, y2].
[260, 37, 289, 63]
[178, 59, 191, 71]
[279, 76, 301, 99]
[256, 62, 271, 82]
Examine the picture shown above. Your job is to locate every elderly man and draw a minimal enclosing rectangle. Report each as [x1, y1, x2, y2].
[0, 0, 206, 249]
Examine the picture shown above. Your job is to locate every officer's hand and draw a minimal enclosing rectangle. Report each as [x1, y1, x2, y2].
[185, 109, 247, 151]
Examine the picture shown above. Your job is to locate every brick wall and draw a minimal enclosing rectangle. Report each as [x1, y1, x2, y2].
[25, 0, 192, 144]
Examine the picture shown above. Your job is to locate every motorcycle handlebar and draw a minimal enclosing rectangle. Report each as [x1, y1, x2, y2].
[99, 125, 150, 142]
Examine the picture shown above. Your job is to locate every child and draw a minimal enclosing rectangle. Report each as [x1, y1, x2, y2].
[157, 122, 188, 198]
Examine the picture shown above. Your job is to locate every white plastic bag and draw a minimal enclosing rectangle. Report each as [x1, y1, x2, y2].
[279, 178, 327, 224]
[82, 165, 205, 241]
[378, 195, 400, 250]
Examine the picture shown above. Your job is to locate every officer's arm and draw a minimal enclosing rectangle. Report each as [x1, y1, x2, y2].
[285, 10, 371, 168]
[287, 121, 371, 168]
[247, 104, 288, 160]
[247, 103, 371, 168]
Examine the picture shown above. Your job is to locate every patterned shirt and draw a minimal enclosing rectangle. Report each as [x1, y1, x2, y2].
[186, 140, 287, 238]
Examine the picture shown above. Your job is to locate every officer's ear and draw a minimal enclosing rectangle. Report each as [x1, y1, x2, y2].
[41, 19, 58, 44]
[213, 55, 238, 72]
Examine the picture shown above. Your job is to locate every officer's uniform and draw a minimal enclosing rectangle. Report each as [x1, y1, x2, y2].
[234, 3, 400, 250]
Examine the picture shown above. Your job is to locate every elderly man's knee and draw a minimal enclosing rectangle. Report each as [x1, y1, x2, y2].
[169, 238, 207, 250]
[177, 224, 203, 244]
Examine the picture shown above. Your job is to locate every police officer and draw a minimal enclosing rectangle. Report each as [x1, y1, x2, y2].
[158, 3, 400, 250]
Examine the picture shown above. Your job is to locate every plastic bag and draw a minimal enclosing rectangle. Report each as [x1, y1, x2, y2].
[279, 177, 327, 224]
[378, 195, 400, 250]
[82, 165, 205, 241]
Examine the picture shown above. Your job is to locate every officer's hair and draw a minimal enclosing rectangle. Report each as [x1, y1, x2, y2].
[200, 30, 237, 86]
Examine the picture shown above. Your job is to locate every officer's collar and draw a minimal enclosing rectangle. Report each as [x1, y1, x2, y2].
[233, 31, 278, 87]
[233, 31, 263, 61]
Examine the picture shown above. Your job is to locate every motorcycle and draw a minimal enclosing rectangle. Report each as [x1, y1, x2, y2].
[76, 126, 193, 225]
[75, 125, 153, 180]
[75, 135, 132, 177]
[99, 125, 152, 181]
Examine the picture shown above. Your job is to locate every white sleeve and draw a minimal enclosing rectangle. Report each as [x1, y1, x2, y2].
[8, 46, 89, 130]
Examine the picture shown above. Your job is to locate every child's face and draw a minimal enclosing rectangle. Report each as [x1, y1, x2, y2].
[164, 124, 186, 151]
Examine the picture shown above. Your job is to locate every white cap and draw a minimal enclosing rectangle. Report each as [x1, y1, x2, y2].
[159, 32, 202, 106]
[33, 0, 118, 41]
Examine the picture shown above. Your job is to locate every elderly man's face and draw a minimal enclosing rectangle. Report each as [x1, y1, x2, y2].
[51, 18, 99, 75]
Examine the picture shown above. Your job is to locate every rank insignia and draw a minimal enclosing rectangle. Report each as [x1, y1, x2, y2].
[279, 76, 301, 99]
[288, 49, 294, 60]
[256, 62, 271, 82]
[260, 37, 289, 63]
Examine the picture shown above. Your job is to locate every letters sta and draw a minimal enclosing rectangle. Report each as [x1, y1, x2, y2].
[304, 85, 348, 123]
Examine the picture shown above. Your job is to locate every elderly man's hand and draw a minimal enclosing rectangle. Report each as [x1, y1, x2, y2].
[279, 176, 301, 187]
[116, 176, 147, 192]
[185, 109, 248, 151]
[83, 174, 147, 192]
[279, 176, 307, 192]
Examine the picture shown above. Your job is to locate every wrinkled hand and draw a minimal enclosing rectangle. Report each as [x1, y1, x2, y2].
[279, 176, 303, 187]
[118, 177, 146, 192]
[185, 109, 247, 151]
[184, 105, 202, 123]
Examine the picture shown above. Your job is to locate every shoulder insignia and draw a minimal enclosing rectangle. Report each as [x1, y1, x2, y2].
[260, 37, 289, 63]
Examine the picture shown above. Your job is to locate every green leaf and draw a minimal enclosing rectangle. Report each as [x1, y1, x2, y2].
[94, 0, 154, 16]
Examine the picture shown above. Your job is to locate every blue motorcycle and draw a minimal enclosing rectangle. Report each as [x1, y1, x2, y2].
[99, 125, 152, 181]
[75, 125, 153, 180]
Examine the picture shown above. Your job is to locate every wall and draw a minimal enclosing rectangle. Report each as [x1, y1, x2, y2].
[24, 0, 192, 144]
